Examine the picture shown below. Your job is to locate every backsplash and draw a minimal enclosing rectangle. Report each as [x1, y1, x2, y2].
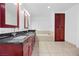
[0, 28, 19, 34]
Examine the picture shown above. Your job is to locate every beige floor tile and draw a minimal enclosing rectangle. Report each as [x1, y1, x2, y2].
[32, 35, 79, 56]
[39, 52, 50, 56]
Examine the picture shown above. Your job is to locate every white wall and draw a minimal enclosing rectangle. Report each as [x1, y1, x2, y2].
[19, 6, 25, 31]
[29, 13, 54, 32]
[0, 28, 15, 34]
[65, 4, 79, 48]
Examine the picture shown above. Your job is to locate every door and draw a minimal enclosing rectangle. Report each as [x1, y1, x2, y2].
[55, 13, 65, 41]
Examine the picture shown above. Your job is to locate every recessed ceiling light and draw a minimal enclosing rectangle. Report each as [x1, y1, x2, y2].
[48, 6, 50, 8]
[19, 3, 22, 5]
[24, 9, 30, 16]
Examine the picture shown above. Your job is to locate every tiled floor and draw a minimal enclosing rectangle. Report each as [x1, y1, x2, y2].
[32, 35, 79, 56]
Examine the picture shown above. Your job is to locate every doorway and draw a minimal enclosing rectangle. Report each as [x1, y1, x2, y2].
[55, 13, 65, 41]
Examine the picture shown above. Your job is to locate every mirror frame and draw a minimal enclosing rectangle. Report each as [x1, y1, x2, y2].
[24, 11, 28, 29]
[0, 3, 19, 28]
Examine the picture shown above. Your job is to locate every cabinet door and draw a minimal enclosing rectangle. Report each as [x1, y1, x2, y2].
[28, 42, 32, 56]
[28, 37, 34, 56]
[0, 44, 23, 56]
[55, 13, 65, 41]
[23, 40, 29, 56]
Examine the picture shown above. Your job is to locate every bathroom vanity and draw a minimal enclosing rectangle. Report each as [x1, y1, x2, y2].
[0, 30, 36, 56]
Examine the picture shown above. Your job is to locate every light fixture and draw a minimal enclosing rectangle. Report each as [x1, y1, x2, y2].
[48, 6, 50, 9]
[24, 9, 30, 16]
[19, 3, 22, 5]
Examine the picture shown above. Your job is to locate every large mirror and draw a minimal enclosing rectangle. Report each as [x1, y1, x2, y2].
[5, 3, 17, 26]
[0, 3, 19, 28]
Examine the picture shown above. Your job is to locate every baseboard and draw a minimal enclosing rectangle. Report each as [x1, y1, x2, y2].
[65, 41, 76, 47]
[55, 40, 65, 42]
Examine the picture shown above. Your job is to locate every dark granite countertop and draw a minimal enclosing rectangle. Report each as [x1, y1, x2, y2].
[0, 32, 35, 43]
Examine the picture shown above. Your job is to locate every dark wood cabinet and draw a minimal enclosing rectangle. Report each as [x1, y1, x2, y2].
[0, 3, 19, 28]
[55, 13, 65, 41]
[23, 40, 29, 56]
[28, 36, 34, 56]
[0, 44, 23, 56]
[0, 35, 35, 56]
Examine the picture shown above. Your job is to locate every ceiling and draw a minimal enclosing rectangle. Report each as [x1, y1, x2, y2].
[22, 3, 77, 17]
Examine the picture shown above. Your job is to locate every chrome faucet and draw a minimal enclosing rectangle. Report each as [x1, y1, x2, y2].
[12, 32, 16, 37]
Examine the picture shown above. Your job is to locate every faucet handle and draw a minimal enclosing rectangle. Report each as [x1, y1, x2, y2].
[12, 32, 16, 37]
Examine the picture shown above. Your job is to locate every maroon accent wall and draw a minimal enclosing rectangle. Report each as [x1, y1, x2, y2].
[0, 3, 19, 28]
